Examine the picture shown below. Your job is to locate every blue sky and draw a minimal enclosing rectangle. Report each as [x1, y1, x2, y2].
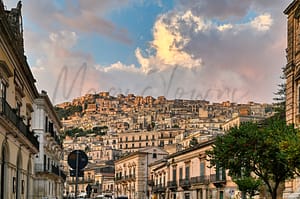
[6, 0, 290, 104]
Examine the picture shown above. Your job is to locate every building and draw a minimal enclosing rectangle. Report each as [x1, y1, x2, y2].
[284, 1, 300, 198]
[0, 1, 41, 199]
[148, 140, 238, 199]
[285, 0, 300, 126]
[115, 147, 168, 199]
[32, 91, 66, 199]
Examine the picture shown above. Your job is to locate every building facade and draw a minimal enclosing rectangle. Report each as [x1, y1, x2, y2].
[149, 140, 238, 199]
[284, 1, 300, 198]
[285, 0, 300, 126]
[32, 91, 66, 199]
[115, 147, 168, 199]
[0, 1, 40, 199]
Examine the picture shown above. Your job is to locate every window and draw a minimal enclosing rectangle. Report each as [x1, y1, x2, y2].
[120, 144, 122, 149]
[139, 143, 141, 147]
[152, 135, 155, 140]
[132, 144, 134, 148]
[132, 136, 135, 141]
[120, 138, 122, 142]
[185, 165, 190, 179]
[126, 144, 128, 149]
[219, 191, 224, 199]
[152, 153, 157, 159]
[200, 162, 205, 177]
[146, 136, 148, 141]
[216, 163, 226, 181]
[146, 142, 148, 146]
[126, 137, 128, 142]
[45, 116, 48, 132]
[172, 167, 176, 181]
[179, 167, 183, 180]
[0, 80, 7, 99]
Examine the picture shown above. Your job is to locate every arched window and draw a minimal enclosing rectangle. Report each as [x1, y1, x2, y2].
[26, 158, 32, 199]
[0, 142, 9, 198]
[16, 150, 23, 199]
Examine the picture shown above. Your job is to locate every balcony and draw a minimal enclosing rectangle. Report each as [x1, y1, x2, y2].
[127, 174, 136, 181]
[148, 179, 154, 186]
[0, 98, 39, 151]
[210, 174, 226, 188]
[179, 179, 191, 189]
[67, 178, 95, 184]
[191, 175, 210, 185]
[157, 184, 166, 193]
[35, 163, 66, 181]
[167, 181, 177, 190]
[47, 126, 62, 148]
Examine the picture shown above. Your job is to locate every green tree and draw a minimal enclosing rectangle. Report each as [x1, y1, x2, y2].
[273, 67, 286, 115]
[206, 116, 299, 199]
[189, 137, 198, 147]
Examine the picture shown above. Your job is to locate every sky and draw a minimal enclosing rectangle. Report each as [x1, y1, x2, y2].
[6, 0, 289, 104]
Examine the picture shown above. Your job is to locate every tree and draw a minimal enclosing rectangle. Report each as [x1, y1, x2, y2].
[206, 116, 300, 199]
[273, 67, 286, 115]
[189, 137, 198, 147]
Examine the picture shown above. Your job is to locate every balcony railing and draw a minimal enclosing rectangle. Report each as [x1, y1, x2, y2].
[67, 178, 95, 184]
[0, 98, 39, 150]
[190, 175, 210, 185]
[167, 181, 177, 190]
[179, 178, 191, 189]
[35, 163, 66, 181]
[148, 180, 154, 186]
[210, 174, 226, 187]
[157, 184, 166, 193]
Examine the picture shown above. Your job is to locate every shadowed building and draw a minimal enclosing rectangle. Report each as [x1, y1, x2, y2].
[0, 1, 40, 198]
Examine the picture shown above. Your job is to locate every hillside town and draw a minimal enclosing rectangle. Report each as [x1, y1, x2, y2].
[58, 92, 274, 198]
[1, 0, 300, 199]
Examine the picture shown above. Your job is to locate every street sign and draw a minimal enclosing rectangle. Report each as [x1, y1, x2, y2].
[67, 150, 88, 170]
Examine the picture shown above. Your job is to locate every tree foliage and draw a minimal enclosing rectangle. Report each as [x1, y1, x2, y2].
[206, 116, 299, 199]
[273, 67, 286, 115]
[64, 126, 108, 137]
[54, 105, 83, 119]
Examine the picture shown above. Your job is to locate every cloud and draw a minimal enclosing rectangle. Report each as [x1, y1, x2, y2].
[12, 0, 133, 44]
[250, 13, 273, 31]
[7, 0, 290, 104]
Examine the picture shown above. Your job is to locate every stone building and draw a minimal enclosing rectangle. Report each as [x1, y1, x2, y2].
[148, 140, 238, 199]
[284, 1, 300, 197]
[0, 1, 40, 198]
[32, 91, 66, 199]
[115, 147, 168, 199]
[285, 0, 300, 126]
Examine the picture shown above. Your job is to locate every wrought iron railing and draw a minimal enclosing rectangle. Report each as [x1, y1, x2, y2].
[0, 98, 39, 150]
[35, 163, 66, 180]
[190, 175, 210, 185]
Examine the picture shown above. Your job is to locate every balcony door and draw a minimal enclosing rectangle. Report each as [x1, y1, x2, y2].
[0, 143, 9, 199]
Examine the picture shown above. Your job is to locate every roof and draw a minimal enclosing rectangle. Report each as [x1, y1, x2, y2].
[167, 139, 215, 159]
[284, 0, 298, 14]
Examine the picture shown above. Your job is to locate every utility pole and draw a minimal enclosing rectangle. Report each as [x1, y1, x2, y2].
[75, 150, 79, 199]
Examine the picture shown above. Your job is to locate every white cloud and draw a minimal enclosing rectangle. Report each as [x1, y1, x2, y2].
[17, 0, 288, 104]
[217, 24, 233, 32]
[250, 13, 273, 31]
